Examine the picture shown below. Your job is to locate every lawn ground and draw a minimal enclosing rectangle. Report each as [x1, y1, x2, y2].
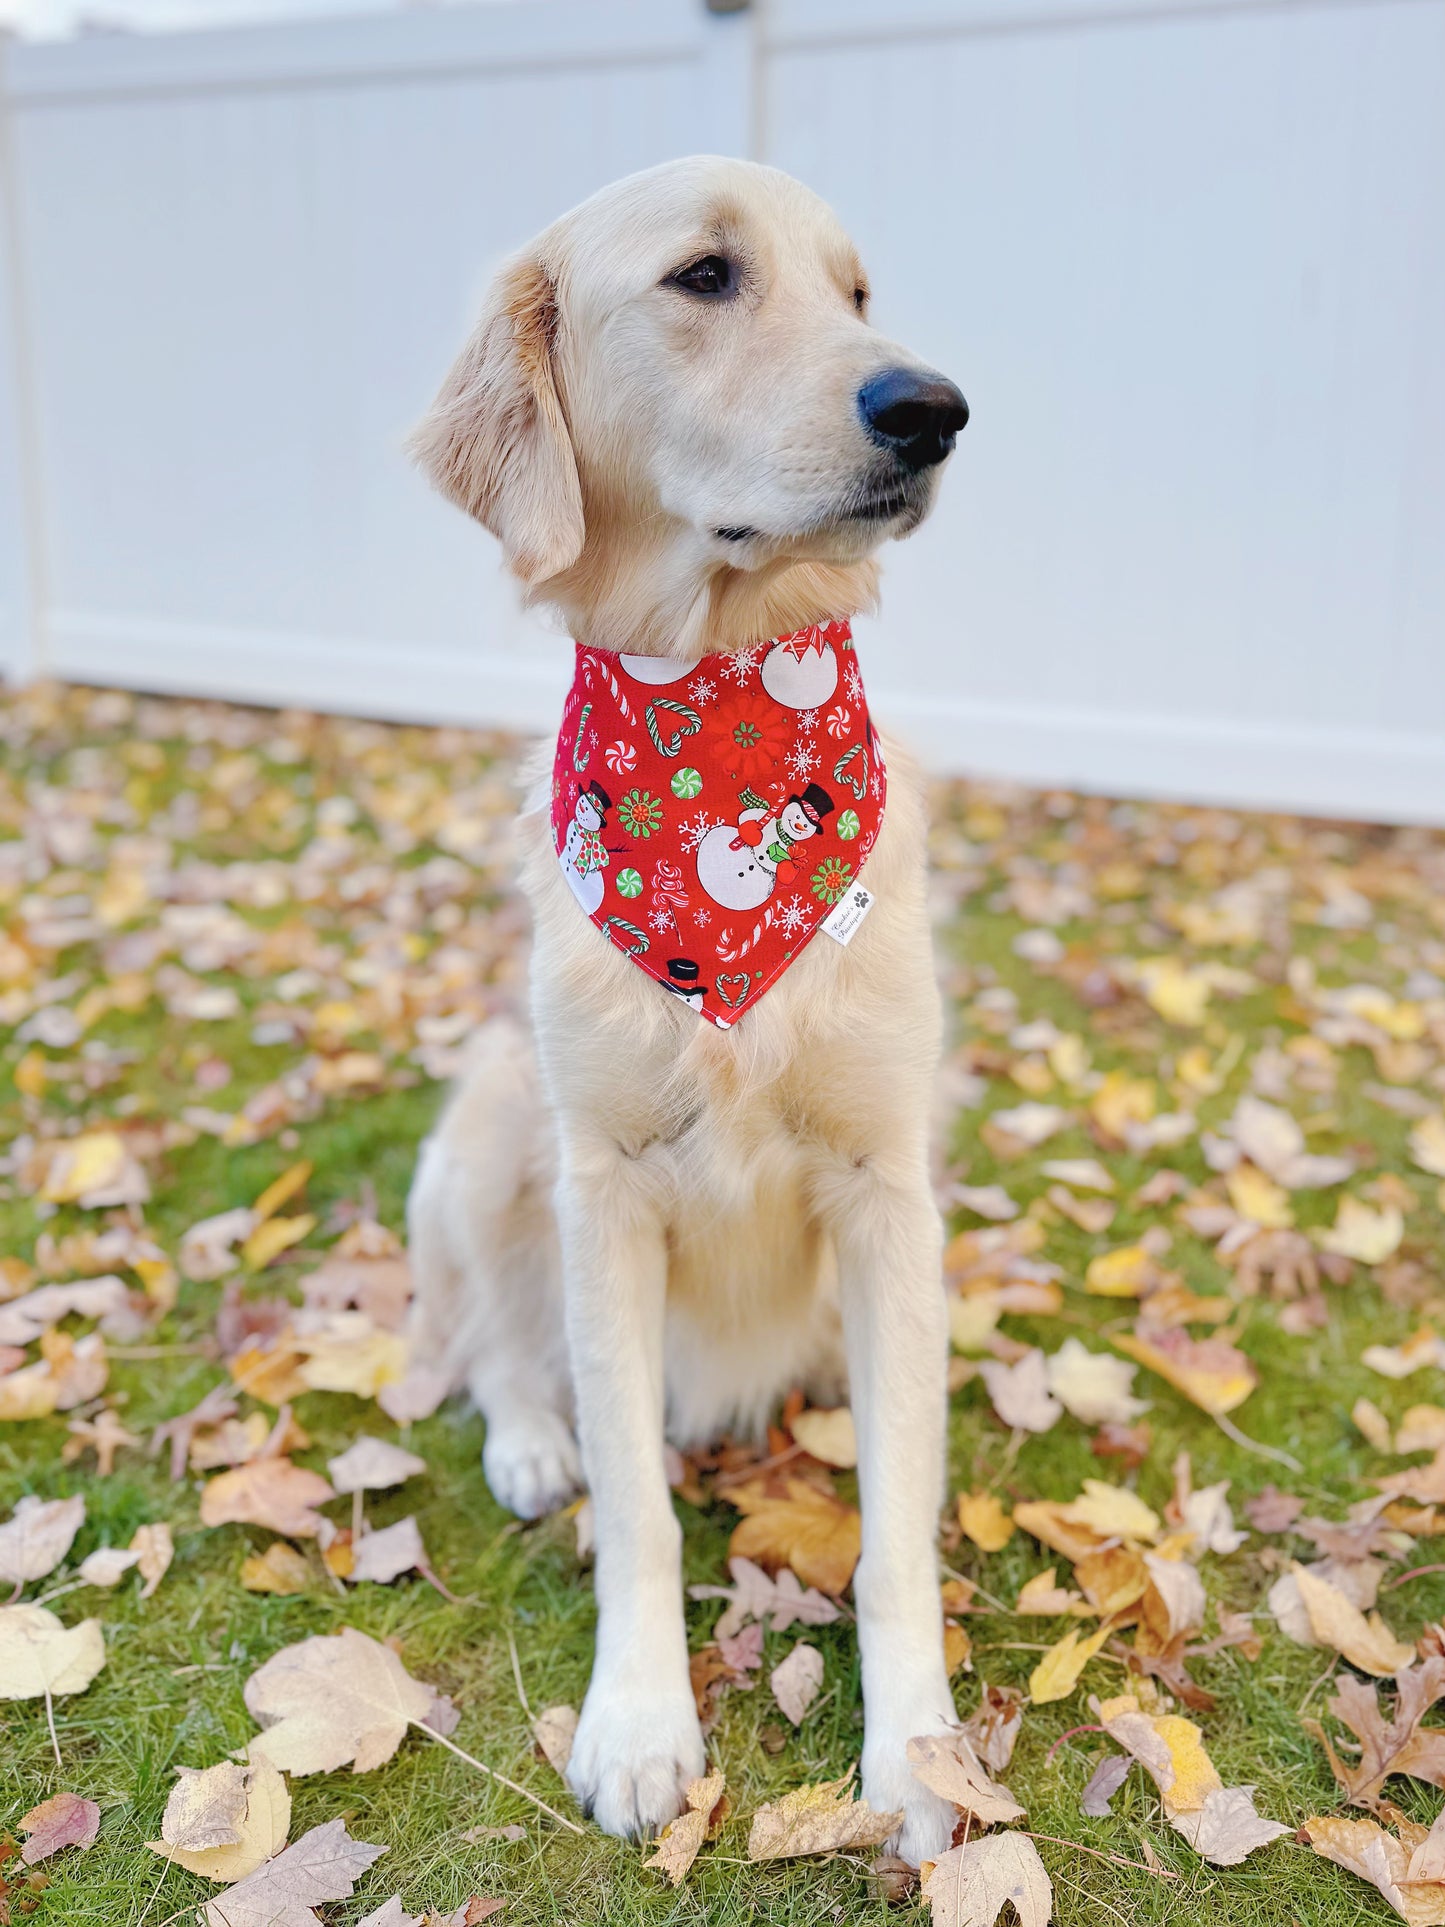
[2, 681, 1445, 1924]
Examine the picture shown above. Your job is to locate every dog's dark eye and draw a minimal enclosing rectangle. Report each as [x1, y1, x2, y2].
[671, 255, 733, 297]
[853, 286, 869, 314]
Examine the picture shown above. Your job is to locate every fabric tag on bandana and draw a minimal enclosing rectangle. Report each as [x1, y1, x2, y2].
[550, 619, 886, 1028]
[821, 881, 876, 946]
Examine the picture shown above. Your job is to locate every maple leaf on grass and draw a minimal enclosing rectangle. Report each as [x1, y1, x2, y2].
[921, 1833, 1052, 1927]
[1304, 1658, 1445, 1804]
[725, 1477, 861, 1595]
[244, 1626, 444, 1774]
[200, 1458, 335, 1538]
[0, 1493, 85, 1587]
[1291, 1561, 1416, 1674]
[148, 1757, 292, 1883]
[326, 1435, 428, 1493]
[195, 1816, 385, 1927]
[0, 1604, 106, 1700]
[746, 1773, 901, 1861]
[906, 1731, 1024, 1825]
[1169, 1785, 1290, 1866]
[770, 1642, 823, 1725]
[1302, 1813, 1445, 1927]
[689, 1555, 841, 1638]
[17, 1791, 101, 1864]
[643, 1770, 727, 1885]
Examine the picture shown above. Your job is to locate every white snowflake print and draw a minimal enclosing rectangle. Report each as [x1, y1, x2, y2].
[845, 664, 864, 702]
[797, 709, 818, 734]
[870, 768, 884, 799]
[777, 895, 807, 935]
[689, 675, 716, 705]
[648, 907, 675, 934]
[721, 645, 762, 685]
[693, 906, 711, 927]
[785, 740, 820, 780]
[680, 810, 722, 852]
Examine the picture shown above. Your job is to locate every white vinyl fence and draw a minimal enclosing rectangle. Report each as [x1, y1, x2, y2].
[2, 0, 1443, 822]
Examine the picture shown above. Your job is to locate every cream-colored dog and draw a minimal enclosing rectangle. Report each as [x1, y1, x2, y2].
[406, 155, 969, 1864]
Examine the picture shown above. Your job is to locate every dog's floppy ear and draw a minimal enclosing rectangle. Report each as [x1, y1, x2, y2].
[412, 253, 584, 586]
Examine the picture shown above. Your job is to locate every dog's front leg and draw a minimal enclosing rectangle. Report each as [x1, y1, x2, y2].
[555, 1134, 705, 1837]
[827, 1152, 958, 1865]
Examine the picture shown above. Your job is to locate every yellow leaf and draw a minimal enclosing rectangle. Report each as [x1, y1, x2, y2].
[0, 1363, 61, 1422]
[948, 1292, 1002, 1352]
[957, 1491, 1015, 1553]
[1060, 1480, 1160, 1543]
[14, 1050, 47, 1099]
[1028, 1622, 1113, 1703]
[790, 1407, 857, 1469]
[943, 1621, 972, 1676]
[728, 1478, 861, 1596]
[1084, 1245, 1158, 1299]
[251, 1161, 313, 1226]
[1292, 1563, 1416, 1675]
[40, 1132, 127, 1204]
[1226, 1164, 1294, 1228]
[1015, 1568, 1089, 1616]
[295, 1319, 407, 1399]
[746, 1773, 900, 1861]
[1112, 1328, 1257, 1416]
[241, 1543, 313, 1596]
[1090, 1072, 1155, 1146]
[1136, 956, 1214, 1027]
[1319, 1198, 1405, 1266]
[1410, 1116, 1445, 1181]
[644, 1772, 726, 1886]
[229, 1342, 309, 1407]
[242, 1214, 316, 1271]
[146, 1759, 291, 1884]
[199, 1460, 334, 1539]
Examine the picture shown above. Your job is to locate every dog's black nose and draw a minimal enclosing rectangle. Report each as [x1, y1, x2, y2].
[857, 367, 969, 471]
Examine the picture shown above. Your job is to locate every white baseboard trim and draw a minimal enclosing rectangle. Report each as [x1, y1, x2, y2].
[36, 609, 1445, 827]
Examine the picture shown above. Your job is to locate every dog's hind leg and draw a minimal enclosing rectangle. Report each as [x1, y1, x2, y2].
[406, 1019, 582, 1520]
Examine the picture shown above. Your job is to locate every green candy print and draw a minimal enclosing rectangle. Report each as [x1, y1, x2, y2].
[836, 808, 861, 840]
[616, 868, 643, 899]
[671, 766, 703, 799]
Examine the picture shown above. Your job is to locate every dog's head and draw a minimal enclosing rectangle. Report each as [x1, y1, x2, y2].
[413, 155, 966, 604]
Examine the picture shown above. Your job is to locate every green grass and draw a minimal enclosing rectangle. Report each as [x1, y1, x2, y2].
[2, 684, 1444, 1923]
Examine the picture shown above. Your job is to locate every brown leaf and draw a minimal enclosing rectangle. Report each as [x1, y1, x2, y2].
[1168, 1785, 1289, 1866]
[196, 1817, 385, 1927]
[241, 1542, 313, 1595]
[1304, 1659, 1445, 1804]
[1292, 1562, 1416, 1674]
[199, 1459, 334, 1539]
[643, 1770, 726, 1885]
[1302, 1813, 1445, 1926]
[727, 1478, 861, 1595]
[746, 1773, 900, 1861]
[17, 1791, 101, 1864]
[906, 1730, 1024, 1824]
[921, 1833, 1053, 1927]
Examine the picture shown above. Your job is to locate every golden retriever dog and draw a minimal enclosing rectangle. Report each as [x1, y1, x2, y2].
[406, 155, 969, 1863]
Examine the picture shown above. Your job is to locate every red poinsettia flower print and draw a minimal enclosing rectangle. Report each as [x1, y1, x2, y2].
[712, 692, 792, 783]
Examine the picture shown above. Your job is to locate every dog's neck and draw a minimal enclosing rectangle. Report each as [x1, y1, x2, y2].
[539, 520, 879, 660]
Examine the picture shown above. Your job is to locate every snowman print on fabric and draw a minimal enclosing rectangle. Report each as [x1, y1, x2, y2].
[695, 782, 835, 913]
[559, 779, 612, 916]
[759, 627, 840, 710]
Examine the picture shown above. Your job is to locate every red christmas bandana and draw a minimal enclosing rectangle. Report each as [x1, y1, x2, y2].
[551, 619, 886, 1028]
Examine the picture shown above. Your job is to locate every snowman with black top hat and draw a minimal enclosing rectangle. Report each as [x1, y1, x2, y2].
[695, 781, 834, 912]
[560, 779, 612, 916]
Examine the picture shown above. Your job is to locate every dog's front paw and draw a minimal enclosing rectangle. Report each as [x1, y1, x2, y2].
[566, 1682, 707, 1838]
[863, 1728, 960, 1868]
[481, 1408, 582, 1520]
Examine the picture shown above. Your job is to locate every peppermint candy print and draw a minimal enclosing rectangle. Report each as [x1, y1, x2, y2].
[551, 620, 885, 1028]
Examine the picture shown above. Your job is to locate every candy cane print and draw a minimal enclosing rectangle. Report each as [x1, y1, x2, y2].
[600, 914, 649, 955]
[714, 901, 776, 962]
[582, 653, 637, 723]
[570, 702, 593, 773]
[644, 697, 702, 757]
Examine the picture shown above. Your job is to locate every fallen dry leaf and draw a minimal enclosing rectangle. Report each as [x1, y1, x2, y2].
[921, 1832, 1052, 1927]
[1095, 1692, 1221, 1816]
[1293, 1562, 1416, 1675]
[134, 1522, 174, 1599]
[241, 1541, 313, 1595]
[771, 1643, 824, 1726]
[1112, 1327, 1257, 1416]
[1319, 1197, 1406, 1266]
[727, 1478, 861, 1596]
[160, 1761, 251, 1853]
[979, 1350, 1062, 1434]
[643, 1770, 726, 1885]
[957, 1491, 1015, 1553]
[17, 1791, 101, 1864]
[148, 1758, 291, 1883]
[196, 1816, 385, 1927]
[349, 1515, 427, 1585]
[0, 1604, 106, 1699]
[1303, 1813, 1445, 1926]
[0, 1494, 85, 1587]
[960, 1683, 1025, 1774]
[746, 1773, 901, 1861]
[1045, 1338, 1148, 1426]
[327, 1435, 427, 1493]
[790, 1407, 857, 1468]
[1304, 1658, 1445, 1803]
[200, 1459, 335, 1539]
[1028, 1624, 1113, 1703]
[244, 1625, 444, 1774]
[689, 1556, 842, 1639]
[1169, 1784, 1290, 1866]
[906, 1730, 1024, 1824]
[532, 1704, 578, 1776]
[1060, 1479, 1159, 1542]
